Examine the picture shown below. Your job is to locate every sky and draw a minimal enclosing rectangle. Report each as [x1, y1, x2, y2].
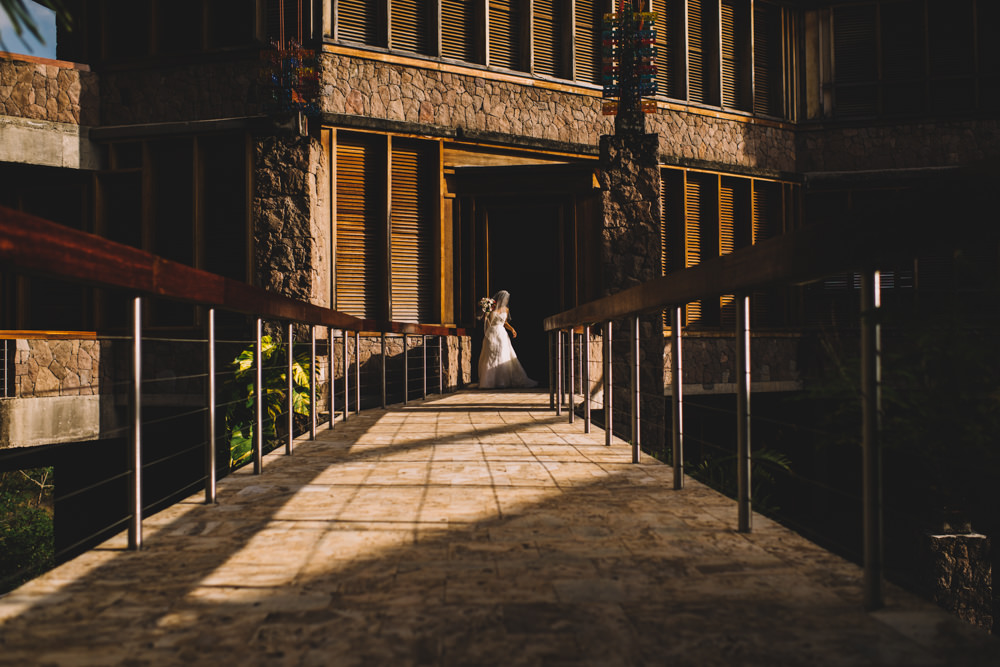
[0, 3, 58, 59]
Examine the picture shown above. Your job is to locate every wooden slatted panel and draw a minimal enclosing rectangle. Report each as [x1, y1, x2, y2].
[751, 180, 777, 325]
[339, 0, 378, 44]
[980, 0, 1000, 109]
[833, 4, 877, 116]
[651, 0, 677, 99]
[574, 0, 601, 84]
[720, 0, 747, 110]
[490, 0, 522, 70]
[336, 139, 378, 318]
[881, 0, 924, 114]
[684, 173, 703, 325]
[534, 0, 562, 77]
[928, 0, 975, 113]
[391, 0, 428, 53]
[753, 1, 782, 116]
[442, 0, 475, 61]
[688, 0, 706, 104]
[390, 142, 431, 323]
[719, 178, 736, 327]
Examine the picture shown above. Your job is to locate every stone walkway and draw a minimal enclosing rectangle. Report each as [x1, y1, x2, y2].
[0, 390, 997, 666]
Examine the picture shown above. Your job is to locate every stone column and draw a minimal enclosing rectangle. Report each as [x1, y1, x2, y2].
[598, 133, 664, 456]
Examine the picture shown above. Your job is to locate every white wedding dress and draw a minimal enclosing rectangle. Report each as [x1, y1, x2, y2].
[478, 309, 537, 389]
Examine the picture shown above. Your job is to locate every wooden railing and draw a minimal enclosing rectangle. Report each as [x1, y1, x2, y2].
[0, 205, 468, 552]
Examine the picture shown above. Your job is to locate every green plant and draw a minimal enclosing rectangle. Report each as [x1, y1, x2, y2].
[690, 448, 793, 515]
[225, 335, 310, 469]
[0, 467, 55, 594]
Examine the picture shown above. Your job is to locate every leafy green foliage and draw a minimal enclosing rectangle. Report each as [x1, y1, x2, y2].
[224, 335, 311, 469]
[0, 467, 54, 594]
[0, 1, 71, 45]
[690, 448, 793, 515]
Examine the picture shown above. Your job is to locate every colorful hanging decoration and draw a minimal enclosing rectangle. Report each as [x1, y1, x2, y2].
[601, 1, 658, 134]
[259, 38, 320, 117]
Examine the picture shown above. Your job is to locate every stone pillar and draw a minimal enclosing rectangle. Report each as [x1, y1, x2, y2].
[598, 134, 664, 455]
[252, 133, 330, 307]
[919, 531, 993, 632]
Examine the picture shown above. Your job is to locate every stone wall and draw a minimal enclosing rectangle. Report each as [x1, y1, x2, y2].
[321, 53, 797, 173]
[796, 119, 1000, 172]
[252, 134, 329, 305]
[99, 60, 260, 125]
[14, 339, 100, 398]
[0, 55, 98, 125]
[664, 334, 804, 394]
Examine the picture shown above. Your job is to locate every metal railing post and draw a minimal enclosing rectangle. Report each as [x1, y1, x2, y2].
[403, 333, 409, 405]
[439, 335, 444, 394]
[354, 331, 361, 414]
[568, 328, 575, 424]
[861, 269, 884, 610]
[548, 331, 555, 409]
[254, 318, 263, 475]
[604, 321, 612, 447]
[342, 328, 349, 423]
[328, 327, 334, 429]
[287, 323, 294, 454]
[631, 315, 640, 463]
[381, 332, 387, 409]
[583, 325, 591, 433]
[422, 335, 428, 400]
[555, 330, 563, 417]
[736, 295, 752, 533]
[129, 296, 143, 550]
[670, 307, 684, 490]
[205, 307, 217, 504]
[310, 325, 317, 439]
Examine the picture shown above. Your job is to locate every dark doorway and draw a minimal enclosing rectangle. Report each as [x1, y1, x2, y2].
[481, 196, 561, 386]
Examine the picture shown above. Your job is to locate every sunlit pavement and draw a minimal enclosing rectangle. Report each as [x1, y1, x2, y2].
[1, 390, 997, 666]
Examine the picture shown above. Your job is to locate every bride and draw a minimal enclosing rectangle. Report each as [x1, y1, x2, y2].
[478, 290, 537, 389]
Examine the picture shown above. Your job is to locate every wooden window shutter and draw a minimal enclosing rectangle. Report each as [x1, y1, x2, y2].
[442, 0, 476, 61]
[880, 1, 925, 115]
[338, 0, 380, 45]
[687, 0, 707, 104]
[751, 180, 781, 326]
[683, 172, 704, 325]
[753, 1, 783, 117]
[832, 4, 877, 116]
[718, 177, 738, 327]
[652, 0, 684, 100]
[490, 0, 522, 70]
[390, 141, 433, 323]
[720, 0, 749, 111]
[979, 1, 1000, 110]
[336, 137, 380, 318]
[390, 0, 430, 54]
[533, 0, 562, 77]
[928, 0, 975, 113]
[574, 0, 601, 84]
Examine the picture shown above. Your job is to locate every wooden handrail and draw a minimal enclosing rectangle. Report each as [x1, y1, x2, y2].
[0, 206, 467, 338]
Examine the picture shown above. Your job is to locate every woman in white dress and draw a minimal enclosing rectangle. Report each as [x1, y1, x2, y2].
[478, 290, 537, 389]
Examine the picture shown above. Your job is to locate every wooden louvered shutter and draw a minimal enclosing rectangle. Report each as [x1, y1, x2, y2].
[832, 4, 877, 116]
[928, 0, 975, 113]
[339, 0, 379, 45]
[390, 142, 432, 323]
[390, 0, 429, 54]
[753, 1, 782, 116]
[979, 1, 1000, 110]
[490, 0, 522, 70]
[687, 0, 708, 104]
[720, 0, 749, 111]
[751, 180, 779, 326]
[880, 1, 924, 115]
[574, 0, 600, 84]
[718, 177, 737, 327]
[533, 0, 562, 78]
[683, 173, 704, 325]
[651, 0, 682, 100]
[442, 0, 476, 61]
[336, 138, 379, 318]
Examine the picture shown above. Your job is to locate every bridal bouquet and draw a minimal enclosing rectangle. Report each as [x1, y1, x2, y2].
[478, 297, 496, 316]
